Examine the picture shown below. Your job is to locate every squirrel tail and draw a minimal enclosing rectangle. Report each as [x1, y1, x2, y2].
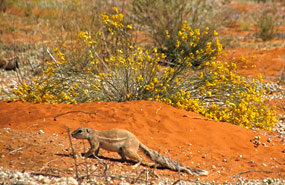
[139, 143, 208, 176]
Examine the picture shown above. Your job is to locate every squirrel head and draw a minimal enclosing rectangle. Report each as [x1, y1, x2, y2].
[71, 127, 93, 139]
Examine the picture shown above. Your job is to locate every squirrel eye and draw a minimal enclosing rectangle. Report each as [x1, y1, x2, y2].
[77, 130, 82, 134]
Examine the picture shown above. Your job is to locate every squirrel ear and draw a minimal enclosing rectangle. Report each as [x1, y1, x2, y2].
[86, 128, 90, 133]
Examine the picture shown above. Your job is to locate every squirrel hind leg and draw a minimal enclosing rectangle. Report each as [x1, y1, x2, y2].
[132, 160, 142, 169]
[121, 148, 142, 169]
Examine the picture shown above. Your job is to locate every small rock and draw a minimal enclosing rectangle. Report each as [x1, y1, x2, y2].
[211, 165, 216, 169]
[39, 130, 45, 134]
[64, 177, 78, 185]
[15, 180, 25, 185]
[107, 176, 112, 182]
[91, 165, 97, 171]
[249, 160, 255, 164]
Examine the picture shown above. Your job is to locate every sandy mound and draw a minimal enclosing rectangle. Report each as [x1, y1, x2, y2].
[0, 101, 284, 183]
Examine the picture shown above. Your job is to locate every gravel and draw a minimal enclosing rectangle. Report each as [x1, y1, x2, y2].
[0, 169, 284, 185]
[0, 170, 78, 185]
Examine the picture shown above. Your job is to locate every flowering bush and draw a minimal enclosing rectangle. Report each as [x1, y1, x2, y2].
[7, 7, 277, 130]
[158, 60, 277, 130]
[129, 0, 227, 66]
[164, 21, 222, 67]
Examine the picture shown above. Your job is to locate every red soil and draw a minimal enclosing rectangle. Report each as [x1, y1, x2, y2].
[0, 101, 284, 183]
[0, 1, 284, 183]
[224, 47, 285, 81]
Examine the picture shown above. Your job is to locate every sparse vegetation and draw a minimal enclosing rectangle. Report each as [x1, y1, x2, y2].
[3, 6, 277, 130]
[0, 0, 285, 183]
[0, 0, 284, 131]
[254, 5, 281, 41]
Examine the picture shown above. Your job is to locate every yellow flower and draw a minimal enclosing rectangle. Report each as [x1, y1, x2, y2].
[257, 73, 263, 82]
[194, 29, 200, 36]
[199, 72, 204, 79]
[207, 91, 212, 97]
[153, 47, 157, 53]
[126, 24, 132, 29]
[99, 73, 105, 80]
[175, 78, 179, 85]
[165, 30, 170, 39]
[101, 12, 109, 24]
[153, 77, 158, 84]
[136, 75, 143, 82]
[110, 20, 118, 27]
[88, 53, 94, 59]
[175, 40, 180, 48]
[83, 89, 89, 95]
[112, 7, 119, 13]
[116, 13, 124, 22]
[108, 28, 114, 35]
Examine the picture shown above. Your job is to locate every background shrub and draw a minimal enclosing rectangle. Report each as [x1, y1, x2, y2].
[254, 6, 280, 41]
[128, 0, 229, 66]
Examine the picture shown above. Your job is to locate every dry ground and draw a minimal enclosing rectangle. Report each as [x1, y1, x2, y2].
[0, 100, 284, 184]
[0, 0, 284, 184]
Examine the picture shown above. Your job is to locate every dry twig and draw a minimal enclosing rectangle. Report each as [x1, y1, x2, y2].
[133, 169, 147, 184]
[9, 147, 24, 154]
[83, 142, 90, 180]
[67, 127, 79, 179]
[31, 172, 61, 178]
[234, 170, 277, 178]
[273, 158, 284, 165]
[183, 114, 215, 121]
[155, 106, 162, 114]
[54, 111, 97, 121]
[39, 158, 59, 172]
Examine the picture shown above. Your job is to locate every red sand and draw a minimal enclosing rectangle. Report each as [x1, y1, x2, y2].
[0, 1, 284, 183]
[0, 101, 284, 183]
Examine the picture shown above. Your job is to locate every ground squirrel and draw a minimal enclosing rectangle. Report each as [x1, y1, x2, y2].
[71, 127, 208, 176]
